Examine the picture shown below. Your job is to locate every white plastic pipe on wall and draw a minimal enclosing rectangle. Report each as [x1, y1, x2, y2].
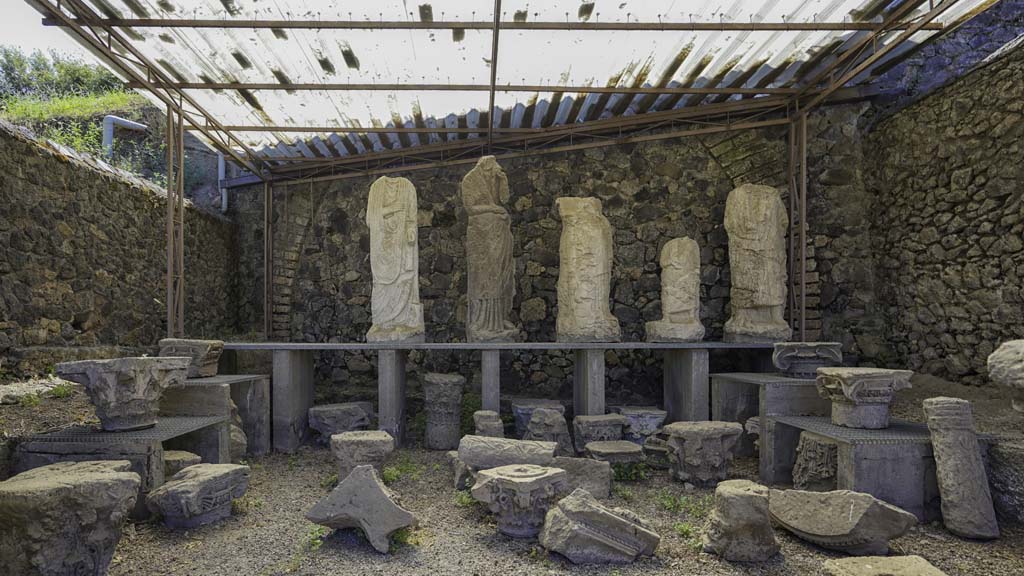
[101, 115, 148, 158]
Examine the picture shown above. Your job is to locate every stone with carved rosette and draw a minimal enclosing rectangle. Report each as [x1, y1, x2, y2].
[815, 367, 913, 429]
[773, 342, 842, 378]
[470, 464, 570, 538]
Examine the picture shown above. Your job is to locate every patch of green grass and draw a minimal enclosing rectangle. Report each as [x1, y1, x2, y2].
[382, 455, 422, 485]
[611, 483, 635, 501]
[231, 495, 263, 515]
[459, 391, 483, 437]
[612, 462, 650, 482]
[453, 490, 477, 508]
[49, 383, 74, 399]
[390, 527, 423, 548]
[658, 490, 713, 518]
[2, 91, 146, 123]
[304, 525, 330, 553]
[19, 393, 41, 408]
[673, 521, 705, 552]
[673, 521, 695, 538]
[320, 473, 338, 490]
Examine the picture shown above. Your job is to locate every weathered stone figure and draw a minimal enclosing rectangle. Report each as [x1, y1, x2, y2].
[987, 340, 1024, 413]
[646, 237, 705, 342]
[463, 156, 518, 342]
[366, 176, 424, 342]
[555, 197, 620, 342]
[723, 184, 792, 343]
[923, 397, 999, 539]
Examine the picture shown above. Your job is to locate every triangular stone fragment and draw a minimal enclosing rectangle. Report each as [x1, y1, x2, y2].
[305, 465, 417, 553]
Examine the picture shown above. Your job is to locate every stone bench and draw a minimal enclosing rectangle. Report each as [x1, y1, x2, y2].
[224, 341, 773, 451]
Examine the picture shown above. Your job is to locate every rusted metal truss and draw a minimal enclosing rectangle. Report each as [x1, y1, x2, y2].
[131, 82, 800, 95]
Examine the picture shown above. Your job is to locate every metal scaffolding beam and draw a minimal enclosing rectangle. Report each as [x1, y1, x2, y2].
[42, 17, 946, 31]
[130, 82, 798, 95]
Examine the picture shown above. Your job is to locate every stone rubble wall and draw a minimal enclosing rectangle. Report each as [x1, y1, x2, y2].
[865, 43, 1024, 385]
[0, 120, 239, 376]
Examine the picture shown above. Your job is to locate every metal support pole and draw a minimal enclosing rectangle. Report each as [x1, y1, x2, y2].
[798, 113, 808, 341]
[263, 181, 273, 338]
[486, 0, 502, 152]
[176, 109, 185, 336]
[165, 104, 174, 337]
[787, 120, 797, 332]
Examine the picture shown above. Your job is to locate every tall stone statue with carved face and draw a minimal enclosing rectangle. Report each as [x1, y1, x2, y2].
[366, 176, 424, 342]
[463, 156, 519, 342]
[555, 197, 620, 342]
[723, 183, 791, 343]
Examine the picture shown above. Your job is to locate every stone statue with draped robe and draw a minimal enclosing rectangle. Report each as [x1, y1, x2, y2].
[555, 197, 620, 342]
[366, 176, 424, 342]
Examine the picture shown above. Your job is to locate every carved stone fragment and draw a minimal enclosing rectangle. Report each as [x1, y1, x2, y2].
[723, 184, 792, 343]
[540, 488, 660, 564]
[585, 440, 644, 465]
[158, 338, 225, 378]
[308, 402, 374, 440]
[306, 465, 417, 554]
[611, 406, 668, 444]
[662, 421, 743, 486]
[816, 367, 913, 429]
[423, 373, 464, 450]
[773, 342, 843, 378]
[511, 399, 564, 438]
[552, 456, 611, 499]
[331, 430, 395, 480]
[646, 237, 705, 342]
[642, 431, 672, 469]
[463, 156, 519, 342]
[987, 340, 1024, 412]
[702, 480, 779, 562]
[457, 435, 556, 470]
[146, 463, 249, 529]
[793, 432, 838, 491]
[923, 397, 999, 539]
[471, 464, 570, 538]
[555, 197, 620, 342]
[56, 357, 191, 431]
[473, 410, 505, 438]
[824, 555, 948, 576]
[572, 414, 626, 452]
[164, 450, 202, 477]
[0, 461, 140, 576]
[769, 489, 917, 555]
[523, 408, 573, 456]
[446, 450, 474, 490]
[366, 176, 424, 342]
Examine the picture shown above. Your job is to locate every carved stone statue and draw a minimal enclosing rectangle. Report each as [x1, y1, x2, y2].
[646, 237, 705, 342]
[555, 197, 620, 342]
[723, 184, 792, 343]
[462, 156, 518, 342]
[366, 176, 424, 342]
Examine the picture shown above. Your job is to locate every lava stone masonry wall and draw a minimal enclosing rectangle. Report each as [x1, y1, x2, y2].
[0, 121, 238, 376]
[865, 44, 1024, 385]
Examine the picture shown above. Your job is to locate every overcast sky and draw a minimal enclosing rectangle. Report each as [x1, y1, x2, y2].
[2, 2, 97, 61]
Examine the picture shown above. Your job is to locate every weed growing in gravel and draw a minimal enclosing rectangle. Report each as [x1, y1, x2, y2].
[320, 473, 338, 490]
[658, 490, 713, 518]
[453, 490, 477, 507]
[458, 392, 483, 437]
[19, 394, 41, 408]
[49, 383, 74, 399]
[287, 455, 299, 471]
[382, 455, 422, 485]
[612, 462, 650, 482]
[231, 495, 263, 515]
[391, 527, 423, 548]
[673, 521, 704, 552]
[611, 484, 635, 501]
[305, 525, 330, 553]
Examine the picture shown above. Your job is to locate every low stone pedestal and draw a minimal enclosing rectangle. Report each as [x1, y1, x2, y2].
[511, 399, 565, 438]
[471, 464, 570, 538]
[147, 463, 250, 529]
[711, 372, 830, 458]
[524, 408, 573, 456]
[585, 440, 644, 465]
[540, 488, 659, 564]
[610, 406, 667, 444]
[57, 357, 192, 431]
[761, 415, 992, 521]
[331, 431, 395, 480]
[423, 373, 464, 450]
[164, 450, 201, 477]
[159, 339, 225, 378]
[309, 402, 374, 440]
[473, 410, 504, 438]
[702, 479, 778, 562]
[0, 461, 140, 576]
[572, 414, 626, 452]
[662, 421, 742, 487]
[816, 367, 913, 429]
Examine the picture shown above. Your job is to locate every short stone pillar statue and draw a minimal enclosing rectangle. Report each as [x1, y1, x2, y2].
[56, 357, 191, 431]
[463, 156, 518, 342]
[923, 397, 999, 540]
[773, 342, 842, 378]
[470, 464, 570, 538]
[662, 421, 743, 487]
[723, 184, 792, 343]
[555, 197, 620, 342]
[816, 367, 913, 429]
[987, 340, 1024, 413]
[646, 237, 705, 342]
[422, 373, 464, 450]
[366, 176, 424, 342]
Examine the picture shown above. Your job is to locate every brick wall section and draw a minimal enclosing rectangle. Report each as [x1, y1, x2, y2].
[865, 44, 1024, 384]
[0, 120, 239, 376]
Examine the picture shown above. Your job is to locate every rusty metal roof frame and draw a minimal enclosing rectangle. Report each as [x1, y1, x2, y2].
[31, 0, 1000, 185]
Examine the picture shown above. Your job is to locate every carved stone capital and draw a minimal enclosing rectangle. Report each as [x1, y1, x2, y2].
[815, 367, 913, 429]
[772, 342, 842, 378]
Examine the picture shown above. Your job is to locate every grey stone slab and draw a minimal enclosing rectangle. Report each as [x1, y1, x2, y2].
[824, 556, 948, 576]
[272, 350, 314, 453]
[552, 456, 611, 499]
[309, 402, 373, 440]
[457, 435, 556, 470]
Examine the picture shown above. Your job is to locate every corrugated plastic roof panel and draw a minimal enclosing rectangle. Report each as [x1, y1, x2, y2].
[52, 0, 995, 162]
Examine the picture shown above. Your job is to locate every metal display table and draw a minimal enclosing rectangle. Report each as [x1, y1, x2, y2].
[225, 341, 774, 451]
